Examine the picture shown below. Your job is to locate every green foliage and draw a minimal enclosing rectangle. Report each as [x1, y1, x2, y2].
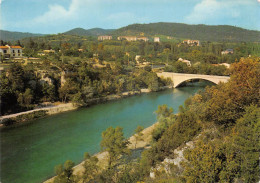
[134, 125, 144, 148]
[115, 23, 260, 42]
[54, 160, 77, 183]
[17, 88, 33, 108]
[152, 105, 175, 142]
[100, 126, 130, 167]
[82, 152, 99, 182]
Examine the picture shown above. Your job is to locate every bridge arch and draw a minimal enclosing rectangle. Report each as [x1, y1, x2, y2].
[156, 72, 230, 88]
[174, 78, 218, 88]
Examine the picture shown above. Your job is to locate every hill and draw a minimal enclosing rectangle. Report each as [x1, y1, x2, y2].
[0, 30, 44, 42]
[64, 28, 114, 36]
[2, 23, 260, 42]
[113, 23, 260, 42]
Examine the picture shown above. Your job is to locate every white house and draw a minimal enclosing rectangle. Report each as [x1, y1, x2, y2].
[98, 35, 112, 41]
[221, 49, 234, 55]
[154, 37, 160, 42]
[0, 45, 23, 58]
[178, 58, 191, 67]
[118, 36, 137, 41]
[137, 37, 149, 42]
[183, 40, 200, 46]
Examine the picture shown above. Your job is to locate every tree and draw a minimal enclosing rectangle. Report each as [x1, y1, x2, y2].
[152, 105, 175, 142]
[227, 105, 260, 182]
[82, 152, 99, 183]
[54, 160, 77, 183]
[17, 88, 33, 108]
[100, 127, 129, 167]
[8, 63, 25, 92]
[134, 126, 144, 149]
[182, 139, 223, 183]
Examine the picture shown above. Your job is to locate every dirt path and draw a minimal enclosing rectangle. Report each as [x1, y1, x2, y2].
[0, 103, 77, 123]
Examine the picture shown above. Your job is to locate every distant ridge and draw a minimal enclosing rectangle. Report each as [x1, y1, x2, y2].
[1, 22, 260, 42]
[0, 30, 45, 42]
[64, 28, 115, 36]
[113, 23, 260, 42]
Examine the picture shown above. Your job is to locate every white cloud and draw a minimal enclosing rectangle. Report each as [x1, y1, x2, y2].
[185, 0, 253, 24]
[32, 0, 81, 24]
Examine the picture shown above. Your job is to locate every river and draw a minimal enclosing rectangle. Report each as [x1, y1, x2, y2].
[0, 81, 212, 183]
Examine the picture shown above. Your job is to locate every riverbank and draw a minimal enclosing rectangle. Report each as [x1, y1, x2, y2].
[0, 86, 172, 127]
[44, 122, 158, 183]
[0, 103, 78, 126]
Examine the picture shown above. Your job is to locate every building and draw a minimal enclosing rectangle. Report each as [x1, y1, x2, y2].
[154, 37, 160, 42]
[0, 45, 23, 58]
[218, 63, 230, 68]
[135, 55, 141, 63]
[38, 49, 55, 56]
[137, 37, 149, 42]
[98, 35, 112, 41]
[44, 49, 55, 54]
[221, 49, 234, 55]
[178, 58, 191, 67]
[183, 40, 200, 46]
[118, 36, 137, 41]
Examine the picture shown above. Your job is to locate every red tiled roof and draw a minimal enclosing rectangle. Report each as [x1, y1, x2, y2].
[0, 46, 8, 49]
[10, 46, 22, 49]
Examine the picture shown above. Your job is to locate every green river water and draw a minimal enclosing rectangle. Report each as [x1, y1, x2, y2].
[0, 82, 212, 183]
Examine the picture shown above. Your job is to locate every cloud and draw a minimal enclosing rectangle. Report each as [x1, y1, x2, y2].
[185, 0, 254, 24]
[32, 0, 84, 25]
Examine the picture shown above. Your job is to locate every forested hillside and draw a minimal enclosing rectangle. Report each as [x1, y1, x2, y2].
[0, 30, 44, 41]
[113, 23, 260, 42]
[64, 28, 114, 36]
[2, 22, 260, 42]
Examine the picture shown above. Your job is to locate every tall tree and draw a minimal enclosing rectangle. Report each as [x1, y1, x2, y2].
[100, 127, 129, 167]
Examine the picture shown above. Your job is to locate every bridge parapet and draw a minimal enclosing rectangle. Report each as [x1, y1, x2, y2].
[157, 72, 230, 88]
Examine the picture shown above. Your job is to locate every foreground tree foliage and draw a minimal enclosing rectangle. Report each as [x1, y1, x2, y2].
[100, 126, 130, 167]
[54, 160, 77, 183]
[139, 58, 260, 183]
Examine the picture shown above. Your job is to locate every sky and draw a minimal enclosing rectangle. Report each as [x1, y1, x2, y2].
[0, 0, 260, 34]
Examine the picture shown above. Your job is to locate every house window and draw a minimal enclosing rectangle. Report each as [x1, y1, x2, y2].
[13, 54, 15, 56]
[13, 50, 15, 53]
[18, 54, 20, 56]
[4, 50, 7, 53]
[18, 50, 20, 53]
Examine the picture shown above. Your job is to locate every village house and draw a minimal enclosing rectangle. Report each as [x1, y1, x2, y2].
[38, 49, 56, 56]
[178, 58, 191, 67]
[0, 45, 23, 58]
[117, 36, 137, 41]
[44, 49, 55, 54]
[183, 40, 200, 46]
[221, 49, 234, 55]
[135, 55, 141, 64]
[98, 35, 112, 41]
[218, 63, 230, 68]
[154, 37, 160, 42]
[137, 37, 149, 42]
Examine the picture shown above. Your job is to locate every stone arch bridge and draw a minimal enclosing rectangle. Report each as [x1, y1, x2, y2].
[157, 72, 230, 88]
